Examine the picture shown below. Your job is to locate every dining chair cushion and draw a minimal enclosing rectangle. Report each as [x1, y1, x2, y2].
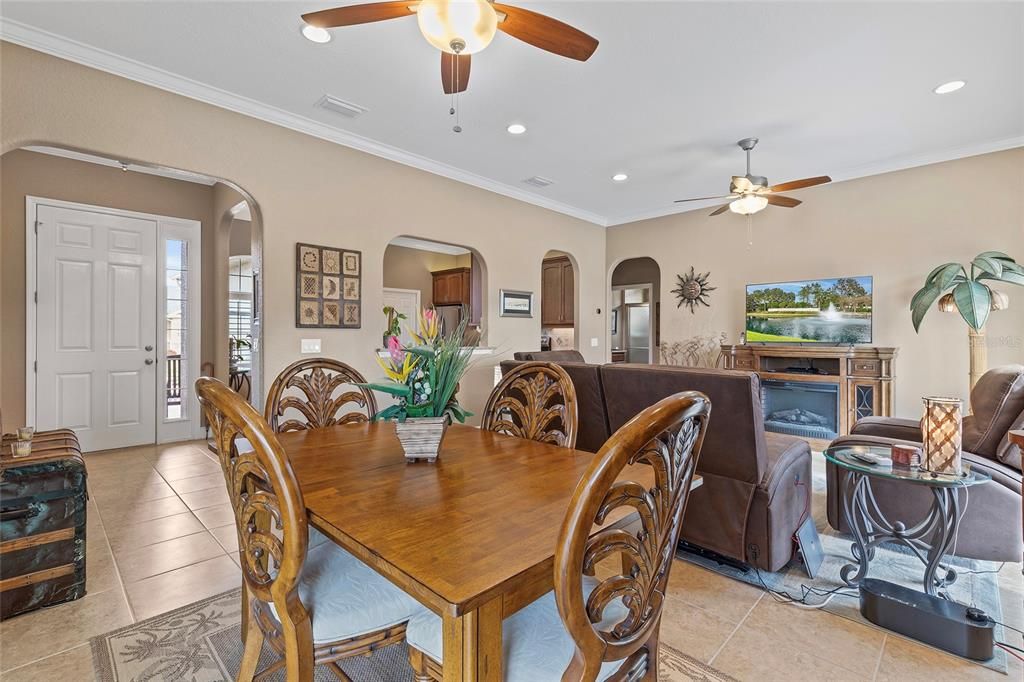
[269, 542, 424, 645]
[405, 577, 628, 681]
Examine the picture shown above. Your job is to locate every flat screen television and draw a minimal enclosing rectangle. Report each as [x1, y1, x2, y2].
[745, 276, 873, 344]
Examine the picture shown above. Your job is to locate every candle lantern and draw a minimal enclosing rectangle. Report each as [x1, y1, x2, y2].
[921, 397, 963, 475]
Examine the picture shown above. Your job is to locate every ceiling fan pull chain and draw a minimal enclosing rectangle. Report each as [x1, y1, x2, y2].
[449, 55, 456, 116]
[452, 55, 462, 133]
[747, 214, 754, 247]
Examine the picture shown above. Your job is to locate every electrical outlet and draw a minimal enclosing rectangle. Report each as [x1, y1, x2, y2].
[590, 337, 599, 347]
[301, 339, 321, 354]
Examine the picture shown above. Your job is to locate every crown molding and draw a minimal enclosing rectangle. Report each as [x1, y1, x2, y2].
[0, 19, 609, 227]
[603, 134, 1024, 227]
[4, 19, 1021, 231]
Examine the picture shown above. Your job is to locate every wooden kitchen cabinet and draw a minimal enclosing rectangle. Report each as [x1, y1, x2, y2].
[431, 267, 471, 306]
[541, 257, 574, 327]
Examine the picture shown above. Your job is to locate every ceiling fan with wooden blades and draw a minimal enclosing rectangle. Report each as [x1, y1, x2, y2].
[302, 0, 599, 96]
[674, 138, 832, 216]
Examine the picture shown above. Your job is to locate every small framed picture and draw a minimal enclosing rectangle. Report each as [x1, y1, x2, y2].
[499, 289, 534, 318]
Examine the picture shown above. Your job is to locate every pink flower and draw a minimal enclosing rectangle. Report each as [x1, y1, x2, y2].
[387, 335, 404, 366]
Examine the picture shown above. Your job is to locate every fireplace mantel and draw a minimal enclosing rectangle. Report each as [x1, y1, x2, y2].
[720, 344, 898, 438]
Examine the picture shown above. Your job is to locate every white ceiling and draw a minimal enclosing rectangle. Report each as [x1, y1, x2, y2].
[3, 1, 1022, 226]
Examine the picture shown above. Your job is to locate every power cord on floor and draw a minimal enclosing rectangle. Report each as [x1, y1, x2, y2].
[749, 544, 858, 609]
[987, 617, 1024, 637]
[996, 640, 1024, 655]
[996, 643, 1024, 663]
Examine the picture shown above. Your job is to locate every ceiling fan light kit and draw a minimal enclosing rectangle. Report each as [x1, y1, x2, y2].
[729, 194, 768, 215]
[674, 137, 832, 219]
[417, 0, 498, 55]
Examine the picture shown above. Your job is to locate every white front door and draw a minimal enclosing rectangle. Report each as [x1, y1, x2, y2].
[382, 288, 421, 347]
[34, 204, 158, 451]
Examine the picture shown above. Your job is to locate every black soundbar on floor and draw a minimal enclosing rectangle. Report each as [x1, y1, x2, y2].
[859, 578, 995, 661]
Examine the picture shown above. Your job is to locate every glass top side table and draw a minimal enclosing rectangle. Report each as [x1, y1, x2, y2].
[824, 444, 991, 596]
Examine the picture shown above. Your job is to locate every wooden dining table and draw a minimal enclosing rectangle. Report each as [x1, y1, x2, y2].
[278, 421, 700, 682]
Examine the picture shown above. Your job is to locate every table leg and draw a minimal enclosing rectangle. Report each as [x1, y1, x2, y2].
[840, 471, 874, 588]
[839, 470, 965, 596]
[922, 486, 961, 596]
[442, 596, 503, 682]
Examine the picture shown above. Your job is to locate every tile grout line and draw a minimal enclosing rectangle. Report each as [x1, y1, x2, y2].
[90, 488, 138, 624]
[871, 634, 887, 681]
[1, 643, 91, 675]
[706, 591, 765, 665]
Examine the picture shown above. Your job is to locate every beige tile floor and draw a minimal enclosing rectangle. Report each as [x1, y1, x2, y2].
[1, 440, 1022, 681]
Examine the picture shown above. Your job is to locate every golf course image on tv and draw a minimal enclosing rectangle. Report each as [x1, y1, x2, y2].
[746, 276, 872, 344]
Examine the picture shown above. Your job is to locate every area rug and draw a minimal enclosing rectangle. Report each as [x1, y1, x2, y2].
[91, 588, 735, 681]
[677, 457, 1010, 673]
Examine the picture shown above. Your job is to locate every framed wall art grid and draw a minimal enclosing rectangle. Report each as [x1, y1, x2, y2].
[295, 242, 362, 328]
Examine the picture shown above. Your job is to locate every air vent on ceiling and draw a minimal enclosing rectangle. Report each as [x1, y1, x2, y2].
[523, 175, 554, 188]
[316, 94, 368, 118]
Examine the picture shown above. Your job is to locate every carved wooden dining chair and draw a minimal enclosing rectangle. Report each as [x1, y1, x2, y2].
[195, 377, 423, 682]
[406, 390, 711, 681]
[481, 361, 579, 449]
[264, 358, 378, 432]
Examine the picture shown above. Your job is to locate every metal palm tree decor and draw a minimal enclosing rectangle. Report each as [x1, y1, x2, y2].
[673, 267, 716, 313]
[910, 251, 1022, 388]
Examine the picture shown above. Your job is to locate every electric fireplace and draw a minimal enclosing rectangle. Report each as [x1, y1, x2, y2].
[761, 379, 840, 440]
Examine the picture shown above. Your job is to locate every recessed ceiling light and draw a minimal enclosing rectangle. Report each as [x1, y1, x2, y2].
[612, 173, 629, 182]
[302, 24, 332, 44]
[933, 80, 965, 94]
[507, 123, 527, 135]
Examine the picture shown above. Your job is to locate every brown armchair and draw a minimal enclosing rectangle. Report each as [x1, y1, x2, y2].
[827, 364, 1024, 562]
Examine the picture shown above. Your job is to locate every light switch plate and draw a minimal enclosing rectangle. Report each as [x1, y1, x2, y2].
[301, 339, 321, 354]
[590, 337, 599, 347]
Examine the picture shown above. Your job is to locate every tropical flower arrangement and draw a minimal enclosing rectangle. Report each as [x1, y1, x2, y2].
[363, 308, 476, 424]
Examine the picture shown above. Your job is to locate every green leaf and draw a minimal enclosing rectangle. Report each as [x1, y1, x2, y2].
[952, 280, 992, 331]
[924, 262, 960, 285]
[932, 263, 965, 292]
[405, 401, 434, 418]
[980, 269, 1024, 287]
[998, 260, 1024, 276]
[910, 285, 943, 332]
[972, 256, 1003, 278]
[976, 251, 1014, 262]
[361, 382, 412, 398]
[374, 404, 404, 422]
[403, 346, 437, 360]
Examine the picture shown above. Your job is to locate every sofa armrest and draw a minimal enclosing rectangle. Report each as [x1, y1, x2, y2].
[850, 416, 921, 442]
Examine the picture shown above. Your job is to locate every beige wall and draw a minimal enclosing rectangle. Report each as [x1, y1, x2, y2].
[607, 147, 1024, 416]
[0, 148, 221, 427]
[229, 219, 251, 257]
[0, 43, 607, 427]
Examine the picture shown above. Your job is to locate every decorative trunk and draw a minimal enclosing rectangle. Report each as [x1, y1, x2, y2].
[394, 416, 450, 463]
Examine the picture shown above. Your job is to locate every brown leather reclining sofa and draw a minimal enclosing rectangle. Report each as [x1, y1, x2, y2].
[827, 365, 1024, 562]
[506, 352, 811, 571]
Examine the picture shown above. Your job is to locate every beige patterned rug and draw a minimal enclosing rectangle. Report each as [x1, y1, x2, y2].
[91, 588, 735, 681]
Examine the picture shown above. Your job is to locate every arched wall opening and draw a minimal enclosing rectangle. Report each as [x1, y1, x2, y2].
[541, 249, 579, 351]
[0, 143, 264, 448]
[609, 257, 661, 364]
[380, 235, 490, 422]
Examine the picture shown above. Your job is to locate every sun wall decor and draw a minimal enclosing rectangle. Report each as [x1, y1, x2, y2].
[672, 267, 716, 313]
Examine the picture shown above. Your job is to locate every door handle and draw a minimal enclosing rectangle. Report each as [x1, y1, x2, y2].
[145, 359, 154, 365]
[145, 345, 154, 352]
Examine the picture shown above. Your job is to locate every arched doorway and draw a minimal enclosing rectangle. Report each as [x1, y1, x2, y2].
[610, 257, 661, 364]
[2, 144, 263, 450]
